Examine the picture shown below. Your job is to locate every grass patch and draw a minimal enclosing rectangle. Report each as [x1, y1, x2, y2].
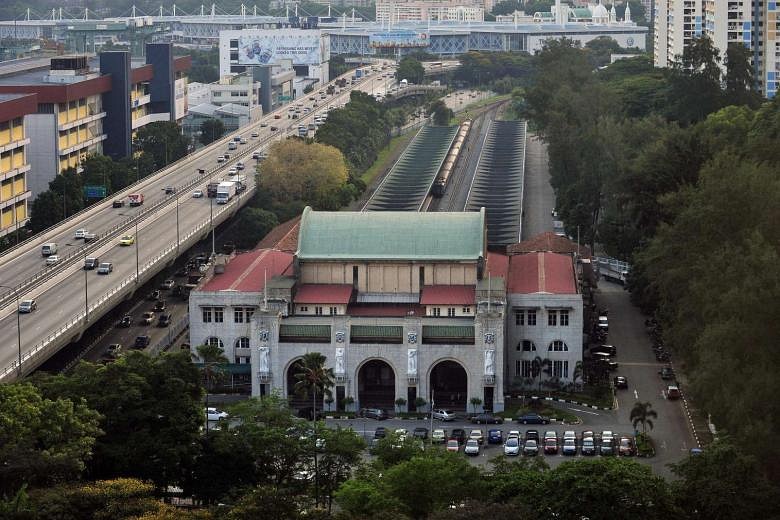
[635, 432, 656, 457]
[359, 131, 416, 185]
[499, 399, 580, 424]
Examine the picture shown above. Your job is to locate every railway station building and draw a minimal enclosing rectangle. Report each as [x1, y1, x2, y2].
[190, 208, 585, 414]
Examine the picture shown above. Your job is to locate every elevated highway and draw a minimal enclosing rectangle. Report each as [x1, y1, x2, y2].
[0, 63, 397, 381]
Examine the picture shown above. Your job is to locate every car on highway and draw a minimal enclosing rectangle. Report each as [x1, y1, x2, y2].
[97, 262, 113, 274]
[562, 438, 577, 456]
[619, 436, 635, 456]
[517, 413, 550, 425]
[471, 413, 504, 424]
[464, 439, 480, 456]
[270, 126, 278, 132]
[106, 343, 122, 358]
[83, 257, 99, 270]
[118, 315, 132, 328]
[206, 407, 229, 421]
[157, 313, 172, 327]
[141, 312, 155, 325]
[581, 436, 596, 456]
[614, 376, 628, 389]
[412, 427, 428, 440]
[83, 232, 97, 243]
[217, 155, 226, 163]
[74, 228, 89, 239]
[165, 186, 176, 194]
[487, 429, 503, 444]
[18, 299, 37, 313]
[119, 234, 135, 246]
[134, 335, 150, 349]
[251, 131, 260, 137]
[431, 429, 446, 443]
[523, 439, 539, 456]
[112, 199, 125, 208]
[504, 436, 520, 456]
[446, 439, 460, 453]
[431, 409, 456, 421]
[450, 428, 466, 445]
[235, 161, 244, 170]
[359, 408, 387, 420]
[192, 190, 204, 198]
[667, 385, 682, 399]
[469, 429, 484, 445]
[45, 254, 60, 266]
[160, 279, 175, 290]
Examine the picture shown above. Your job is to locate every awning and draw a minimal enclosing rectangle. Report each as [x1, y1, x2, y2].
[351, 325, 403, 338]
[279, 324, 331, 338]
[422, 325, 475, 339]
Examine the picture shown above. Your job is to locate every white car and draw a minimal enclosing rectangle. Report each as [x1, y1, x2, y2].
[507, 430, 521, 440]
[228, 167, 238, 175]
[74, 228, 88, 239]
[431, 409, 456, 421]
[431, 429, 447, 444]
[235, 162, 245, 170]
[206, 407, 228, 421]
[504, 437, 520, 456]
[464, 439, 480, 456]
[563, 430, 576, 442]
[192, 190, 204, 198]
[251, 131, 259, 137]
[45, 255, 60, 266]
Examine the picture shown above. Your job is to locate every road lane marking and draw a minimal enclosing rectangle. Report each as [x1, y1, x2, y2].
[567, 407, 600, 416]
[634, 390, 639, 400]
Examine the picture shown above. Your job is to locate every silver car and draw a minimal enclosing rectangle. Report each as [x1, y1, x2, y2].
[431, 409, 456, 421]
[504, 437, 520, 456]
[464, 439, 480, 456]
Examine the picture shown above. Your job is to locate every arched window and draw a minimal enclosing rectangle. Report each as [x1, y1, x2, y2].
[548, 340, 568, 352]
[206, 337, 224, 349]
[517, 340, 536, 352]
[235, 337, 250, 349]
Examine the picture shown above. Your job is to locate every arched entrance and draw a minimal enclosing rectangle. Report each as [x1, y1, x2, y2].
[286, 358, 312, 414]
[357, 359, 395, 411]
[430, 360, 468, 412]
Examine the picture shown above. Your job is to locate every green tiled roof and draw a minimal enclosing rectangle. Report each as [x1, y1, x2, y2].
[351, 325, 403, 338]
[422, 325, 475, 338]
[279, 324, 331, 338]
[296, 207, 486, 261]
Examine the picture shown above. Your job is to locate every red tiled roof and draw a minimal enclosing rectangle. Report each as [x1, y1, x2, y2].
[200, 249, 294, 292]
[507, 252, 577, 294]
[419, 285, 475, 305]
[256, 216, 300, 253]
[294, 284, 354, 304]
[506, 231, 591, 258]
[347, 304, 426, 317]
[486, 252, 509, 279]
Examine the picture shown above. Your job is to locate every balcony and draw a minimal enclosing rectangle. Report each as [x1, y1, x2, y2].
[132, 112, 171, 130]
[258, 371, 272, 382]
[57, 112, 105, 132]
[483, 375, 496, 385]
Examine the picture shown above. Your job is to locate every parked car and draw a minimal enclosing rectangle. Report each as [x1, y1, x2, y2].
[359, 408, 387, 420]
[523, 439, 539, 456]
[614, 376, 629, 389]
[581, 436, 597, 456]
[618, 436, 635, 456]
[160, 279, 175, 290]
[118, 315, 132, 327]
[562, 438, 577, 456]
[206, 407, 228, 421]
[97, 262, 113, 274]
[157, 313, 172, 327]
[450, 428, 466, 445]
[504, 437, 520, 456]
[600, 432, 615, 456]
[543, 437, 559, 454]
[413, 427, 429, 440]
[517, 413, 550, 425]
[18, 299, 37, 313]
[469, 429, 484, 445]
[431, 409, 456, 421]
[471, 413, 504, 424]
[507, 430, 521, 440]
[374, 427, 387, 439]
[667, 385, 682, 399]
[446, 439, 460, 452]
[525, 430, 540, 443]
[141, 312, 155, 325]
[487, 429, 503, 444]
[592, 344, 617, 356]
[154, 299, 167, 312]
[464, 439, 480, 456]
[660, 366, 675, 380]
[134, 335, 150, 349]
[106, 343, 122, 358]
[431, 429, 447, 443]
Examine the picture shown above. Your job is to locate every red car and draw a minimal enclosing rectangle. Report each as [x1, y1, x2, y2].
[619, 436, 635, 456]
[543, 437, 558, 454]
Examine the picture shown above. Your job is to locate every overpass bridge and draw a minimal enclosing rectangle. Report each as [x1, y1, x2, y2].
[0, 64, 397, 382]
[386, 84, 446, 100]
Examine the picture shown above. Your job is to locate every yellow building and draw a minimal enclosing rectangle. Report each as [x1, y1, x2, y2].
[0, 93, 35, 239]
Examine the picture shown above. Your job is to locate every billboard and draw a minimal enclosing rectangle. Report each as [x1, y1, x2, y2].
[369, 30, 430, 48]
[237, 31, 323, 66]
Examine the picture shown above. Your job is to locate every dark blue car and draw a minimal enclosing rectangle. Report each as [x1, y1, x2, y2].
[517, 413, 550, 425]
[487, 429, 503, 444]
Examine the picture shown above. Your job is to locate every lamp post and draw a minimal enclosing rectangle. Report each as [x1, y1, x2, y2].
[210, 195, 215, 257]
[0, 284, 22, 378]
[134, 217, 140, 283]
[84, 252, 89, 323]
[175, 190, 180, 257]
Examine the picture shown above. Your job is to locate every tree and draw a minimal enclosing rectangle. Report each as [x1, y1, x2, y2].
[193, 343, 229, 432]
[523, 0, 554, 15]
[258, 140, 349, 211]
[199, 119, 226, 146]
[413, 397, 427, 412]
[670, 439, 780, 519]
[531, 356, 551, 390]
[469, 397, 483, 414]
[369, 432, 426, 468]
[724, 43, 762, 108]
[0, 383, 102, 495]
[225, 485, 299, 520]
[429, 100, 453, 126]
[134, 121, 189, 172]
[395, 397, 408, 413]
[33, 351, 204, 490]
[491, 0, 523, 15]
[293, 352, 336, 418]
[314, 426, 366, 513]
[396, 56, 424, 84]
[28, 168, 84, 232]
[222, 207, 279, 250]
[629, 401, 657, 435]
[334, 470, 402, 518]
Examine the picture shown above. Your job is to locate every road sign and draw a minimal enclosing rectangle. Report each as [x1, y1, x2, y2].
[84, 185, 106, 198]
[279, 95, 293, 101]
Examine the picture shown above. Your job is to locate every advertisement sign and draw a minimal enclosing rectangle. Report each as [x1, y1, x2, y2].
[237, 31, 322, 66]
[369, 30, 430, 48]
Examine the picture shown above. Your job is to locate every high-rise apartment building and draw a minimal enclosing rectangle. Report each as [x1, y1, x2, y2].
[0, 93, 35, 239]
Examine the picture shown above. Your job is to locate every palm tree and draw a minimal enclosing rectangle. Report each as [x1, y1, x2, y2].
[630, 401, 658, 435]
[532, 356, 551, 391]
[572, 361, 584, 391]
[193, 343, 228, 432]
[293, 352, 336, 421]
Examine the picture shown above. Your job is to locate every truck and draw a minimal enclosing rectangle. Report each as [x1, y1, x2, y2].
[128, 193, 144, 206]
[207, 182, 219, 198]
[326, 84, 335, 95]
[216, 181, 237, 204]
[355, 69, 363, 79]
[224, 174, 246, 192]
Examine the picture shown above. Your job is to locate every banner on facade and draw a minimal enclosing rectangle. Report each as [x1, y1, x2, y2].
[237, 31, 323, 65]
[369, 30, 430, 48]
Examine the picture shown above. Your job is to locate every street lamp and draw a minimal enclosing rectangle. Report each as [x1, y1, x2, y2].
[134, 217, 140, 283]
[175, 190, 180, 257]
[0, 284, 22, 378]
[210, 195, 215, 257]
[84, 252, 89, 323]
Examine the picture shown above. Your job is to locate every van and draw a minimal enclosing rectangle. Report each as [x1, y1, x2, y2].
[41, 243, 57, 257]
[227, 142, 238, 150]
[84, 257, 99, 270]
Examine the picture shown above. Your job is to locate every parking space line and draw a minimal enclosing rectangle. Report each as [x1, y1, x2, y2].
[567, 406, 600, 416]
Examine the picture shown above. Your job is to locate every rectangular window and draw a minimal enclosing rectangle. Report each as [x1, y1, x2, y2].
[315, 306, 323, 316]
[553, 360, 570, 378]
[299, 306, 308, 312]
[527, 310, 537, 326]
[329, 306, 337, 315]
[214, 307, 224, 323]
[560, 310, 569, 326]
[462, 307, 470, 314]
[202, 307, 212, 323]
[515, 311, 524, 326]
[246, 308, 255, 320]
[432, 307, 441, 317]
[548, 311, 557, 327]
[515, 360, 523, 377]
[447, 307, 456, 317]
[234, 308, 244, 323]
[521, 360, 532, 378]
